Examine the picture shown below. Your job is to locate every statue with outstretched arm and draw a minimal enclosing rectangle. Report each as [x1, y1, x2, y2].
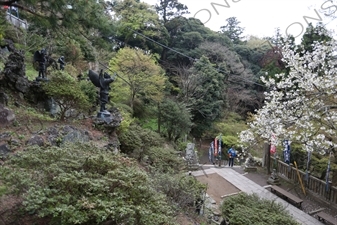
[88, 69, 116, 118]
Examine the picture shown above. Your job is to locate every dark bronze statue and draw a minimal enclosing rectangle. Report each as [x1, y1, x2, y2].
[34, 49, 47, 80]
[88, 69, 116, 118]
[58, 56, 65, 70]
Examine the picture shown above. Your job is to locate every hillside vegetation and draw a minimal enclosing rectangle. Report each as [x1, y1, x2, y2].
[0, 0, 336, 224]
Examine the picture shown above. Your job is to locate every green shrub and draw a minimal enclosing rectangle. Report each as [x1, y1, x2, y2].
[0, 143, 176, 225]
[205, 112, 248, 139]
[116, 104, 135, 134]
[118, 123, 163, 159]
[0, 185, 7, 197]
[220, 193, 300, 225]
[151, 172, 206, 211]
[145, 146, 185, 173]
[42, 71, 90, 120]
[79, 79, 97, 108]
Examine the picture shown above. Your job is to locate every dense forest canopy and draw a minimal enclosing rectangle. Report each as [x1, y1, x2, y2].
[1, 0, 335, 145]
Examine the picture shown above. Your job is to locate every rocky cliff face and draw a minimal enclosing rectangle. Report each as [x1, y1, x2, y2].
[0, 47, 52, 113]
[1, 50, 29, 94]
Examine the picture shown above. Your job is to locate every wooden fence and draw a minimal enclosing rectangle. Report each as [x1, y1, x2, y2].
[274, 159, 337, 204]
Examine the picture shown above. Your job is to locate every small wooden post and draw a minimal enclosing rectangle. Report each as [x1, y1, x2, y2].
[294, 161, 306, 196]
[264, 142, 271, 174]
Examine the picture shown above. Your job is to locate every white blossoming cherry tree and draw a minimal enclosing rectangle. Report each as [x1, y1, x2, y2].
[240, 34, 337, 155]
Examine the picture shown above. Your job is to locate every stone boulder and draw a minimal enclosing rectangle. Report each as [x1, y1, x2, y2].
[45, 125, 92, 146]
[2, 50, 29, 93]
[0, 92, 9, 106]
[0, 132, 12, 159]
[92, 107, 122, 128]
[0, 143, 11, 159]
[0, 104, 15, 127]
[26, 135, 45, 147]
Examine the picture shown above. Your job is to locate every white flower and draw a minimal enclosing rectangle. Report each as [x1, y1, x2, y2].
[239, 35, 337, 153]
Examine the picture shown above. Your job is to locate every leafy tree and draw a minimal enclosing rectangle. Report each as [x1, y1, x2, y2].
[1, 0, 114, 37]
[220, 17, 245, 44]
[109, 47, 166, 113]
[0, 143, 176, 225]
[240, 34, 337, 155]
[112, 0, 168, 54]
[264, 27, 283, 47]
[198, 41, 263, 117]
[79, 79, 98, 110]
[1, 0, 116, 63]
[299, 23, 332, 53]
[159, 98, 192, 141]
[206, 112, 247, 143]
[178, 56, 225, 137]
[155, 0, 189, 23]
[160, 17, 214, 65]
[58, 39, 85, 66]
[42, 71, 90, 120]
[220, 193, 299, 225]
[259, 33, 287, 80]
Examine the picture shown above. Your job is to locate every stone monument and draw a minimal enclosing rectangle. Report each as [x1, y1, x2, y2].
[267, 169, 281, 185]
[244, 153, 258, 172]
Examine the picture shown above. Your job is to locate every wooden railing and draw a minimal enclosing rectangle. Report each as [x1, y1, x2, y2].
[274, 159, 337, 204]
[5, 12, 28, 29]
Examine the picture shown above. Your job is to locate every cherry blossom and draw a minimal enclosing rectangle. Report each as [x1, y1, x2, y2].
[240, 34, 337, 155]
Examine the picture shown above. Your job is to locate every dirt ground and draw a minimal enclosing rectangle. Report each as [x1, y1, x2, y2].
[195, 173, 240, 205]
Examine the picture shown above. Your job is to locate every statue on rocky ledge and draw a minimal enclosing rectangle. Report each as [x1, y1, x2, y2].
[88, 69, 116, 121]
[58, 56, 66, 70]
[34, 49, 48, 81]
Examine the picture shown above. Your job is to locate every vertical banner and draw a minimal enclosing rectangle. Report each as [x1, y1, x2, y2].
[214, 138, 218, 156]
[209, 141, 214, 163]
[283, 140, 290, 164]
[218, 135, 222, 161]
[326, 152, 332, 192]
[270, 133, 276, 154]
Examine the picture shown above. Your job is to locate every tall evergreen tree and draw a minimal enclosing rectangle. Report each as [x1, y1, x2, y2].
[220, 17, 245, 44]
[299, 23, 332, 53]
[178, 56, 225, 137]
[155, 0, 189, 23]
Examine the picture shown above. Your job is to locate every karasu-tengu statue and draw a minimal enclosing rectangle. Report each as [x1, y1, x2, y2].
[34, 48, 47, 81]
[88, 69, 116, 119]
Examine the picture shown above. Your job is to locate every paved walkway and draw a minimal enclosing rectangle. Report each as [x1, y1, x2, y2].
[192, 166, 323, 225]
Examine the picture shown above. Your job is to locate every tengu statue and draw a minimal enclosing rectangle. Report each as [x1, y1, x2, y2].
[34, 48, 47, 80]
[58, 56, 66, 70]
[88, 69, 116, 118]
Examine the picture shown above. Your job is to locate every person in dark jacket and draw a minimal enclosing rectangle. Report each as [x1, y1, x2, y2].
[227, 146, 236, 167]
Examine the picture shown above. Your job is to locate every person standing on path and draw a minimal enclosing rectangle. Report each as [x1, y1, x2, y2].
[227, 146, 236, 167]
